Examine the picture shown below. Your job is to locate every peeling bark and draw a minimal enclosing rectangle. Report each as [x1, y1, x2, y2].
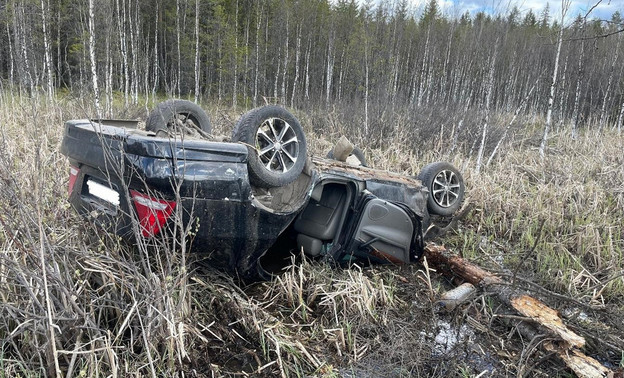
[423, 243, 611, 378]
[510, 295, 584, 348]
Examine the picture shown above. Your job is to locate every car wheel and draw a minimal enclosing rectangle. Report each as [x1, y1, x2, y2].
[417, 162, 465, 216]
[146, 99, 211, 137]
[232, 106, 307, 188]
[326, 146, 368, 167]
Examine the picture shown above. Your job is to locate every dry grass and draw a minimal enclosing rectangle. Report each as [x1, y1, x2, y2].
[0, 92, 623, 376]
[457, 131, 624, 303]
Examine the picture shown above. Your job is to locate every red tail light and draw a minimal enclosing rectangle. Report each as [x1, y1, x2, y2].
[130, 190, 176, 237]
[68, 166, 80, 196]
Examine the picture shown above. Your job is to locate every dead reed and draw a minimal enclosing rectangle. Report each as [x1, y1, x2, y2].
[0, 93, 622, 376]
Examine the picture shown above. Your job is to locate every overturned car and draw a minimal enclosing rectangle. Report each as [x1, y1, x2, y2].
[60, 100, 465, 280]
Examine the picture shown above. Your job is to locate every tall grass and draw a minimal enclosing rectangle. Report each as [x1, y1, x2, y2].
[453, 131, 624, 303]
[0, 94, 200, 376]
[0, 92, 622, 376]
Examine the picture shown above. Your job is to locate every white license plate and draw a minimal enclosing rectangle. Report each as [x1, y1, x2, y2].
[87, 180, 120, 207]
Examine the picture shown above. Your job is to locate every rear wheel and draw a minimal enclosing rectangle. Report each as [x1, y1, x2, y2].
[146, 99, 211, 137]
[232, 106, 307, 188]
[417, 162, 465, 216]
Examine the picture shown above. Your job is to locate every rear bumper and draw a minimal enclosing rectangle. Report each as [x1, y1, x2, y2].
[65, 152, 301, 276]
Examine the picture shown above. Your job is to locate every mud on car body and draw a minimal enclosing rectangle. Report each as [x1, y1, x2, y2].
[60, 100, 465, 280]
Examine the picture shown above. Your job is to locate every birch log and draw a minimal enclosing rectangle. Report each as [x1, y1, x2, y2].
[424, 244, 611, 378]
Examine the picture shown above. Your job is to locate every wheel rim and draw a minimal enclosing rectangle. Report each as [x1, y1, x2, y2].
[255, 117, 299, 173]
[431, 170, 461, 208]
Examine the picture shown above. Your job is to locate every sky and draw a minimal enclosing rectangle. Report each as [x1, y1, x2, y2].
[407, 0, 623, 23]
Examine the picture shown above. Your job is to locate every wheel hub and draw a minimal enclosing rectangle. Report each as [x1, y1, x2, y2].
[432, 170, 461, 208]
[255, 118, 299, 173]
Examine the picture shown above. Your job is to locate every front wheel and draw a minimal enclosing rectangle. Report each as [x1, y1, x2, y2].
[417, 162, 465, 216]
[231, 106, 307, 188]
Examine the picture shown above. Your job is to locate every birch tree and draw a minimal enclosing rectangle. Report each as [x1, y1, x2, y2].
[5, 17, 14, 89]
[253, 2, 262, 106]
[87, 0, 101, 118]
[194, 0, 200, 102]
[475, 43, 497, 173]
[290, 23, 301, 108]
[116, 0, 129, 106]
[233, 0, 239, 108]
[326, 31, 335, 108]
[40, 0, 54, 100]
[0, 0, 621, 136]
[539, 0, 570, 159]
[176, 0, 181, 97]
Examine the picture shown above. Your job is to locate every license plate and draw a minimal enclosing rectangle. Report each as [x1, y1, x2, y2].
[87, 180, 120, 207]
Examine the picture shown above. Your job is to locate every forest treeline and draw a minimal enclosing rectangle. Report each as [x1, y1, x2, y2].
[1, 0, 624, 134]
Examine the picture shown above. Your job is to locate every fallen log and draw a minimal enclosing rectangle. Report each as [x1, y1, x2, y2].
[423, 243, 611, 378]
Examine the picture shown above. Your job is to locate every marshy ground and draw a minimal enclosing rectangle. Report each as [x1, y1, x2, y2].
[0, 94, 622, 377]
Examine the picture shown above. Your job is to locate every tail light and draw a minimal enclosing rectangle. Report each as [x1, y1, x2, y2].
[130, 190, 176, 237]
[68, 166, 80, 196]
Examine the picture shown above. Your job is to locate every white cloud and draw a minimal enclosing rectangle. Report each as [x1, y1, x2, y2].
[401, 0, 624, 21]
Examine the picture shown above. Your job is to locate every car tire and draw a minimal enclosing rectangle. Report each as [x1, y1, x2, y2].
[146, 99, 211, 137]
[417, 162, 465, 216]
[326, 146, 368, 167]
[232, 106, 307, 188]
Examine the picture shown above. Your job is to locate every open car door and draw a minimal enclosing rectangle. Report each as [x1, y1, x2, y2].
[346, 197, 424, 264]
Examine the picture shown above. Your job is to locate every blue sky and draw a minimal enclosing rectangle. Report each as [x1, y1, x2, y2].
[407, 0, 623, 23]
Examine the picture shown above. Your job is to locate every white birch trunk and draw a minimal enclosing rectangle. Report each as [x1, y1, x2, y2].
[337, 50, 345, 101]
[475, 51, 496, 173]
[326, 32, 335, 107]
[218, 36, 222, 103]
[194, 0, 200, 103]
[599, 36, 620, 130]
[365, 41, 369, 136]
[557, 48, 570, 127]
[570, 35, 585, 139]
[176, 0, 181, 97]
[487, 75, 540, 166]
[40, 0, 54, 100]
[539, 1, 569, 159]
[88, 0, 101, 118]
[391, 53, 400, 106]
[290, 24, 301, 108]
[304, 37, 311, 100]
[281, 15, 289, 104]
[273, 46, 281, 101]
[233, 0, 239, 108]
[441, 23, 454, 103]
[143, 43, 149, 111]
[131, 0, 139, 103]
[417, 26, 431, 107]
[244, 16, 250, 106]
[6, 20, 14, 89]
[56, 4, 60, 88]
[264, 14, 268, 99]
[152, 1, 159, 99]
[253, 3, 261, 106]
[105, 33, 113, 117]
[16, 4, 34, 95]
[425, 59, 434, 105]
[116, 0, 129, 106]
